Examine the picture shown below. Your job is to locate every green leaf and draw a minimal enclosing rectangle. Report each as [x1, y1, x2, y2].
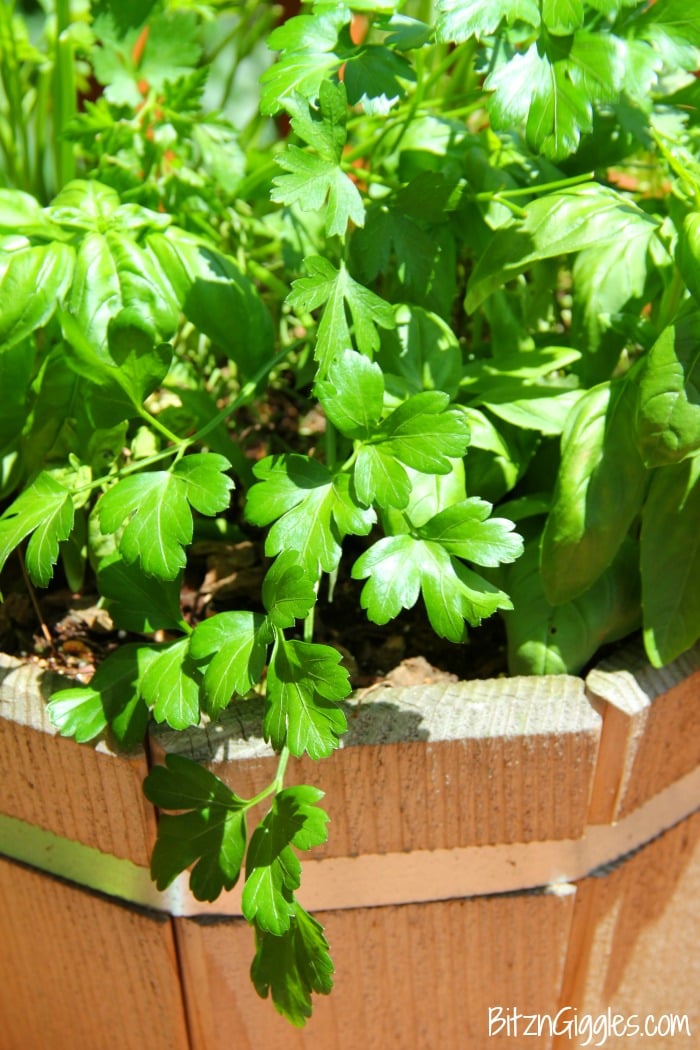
[417, 499, 523, 567]
[92, 11, 201, 106]
[463, 408, 538, 503]
[376, 306, 462, 400]
[140, 638, 201, 730]
[378, 392, 471, 472]
[435, 0, 540, 41]
[352, 203, 442, 300]
[638, 0, 700, 68]
[0, 242, 75, 349]
[504, 540, 641, 675]
[144, 754, 247, 902]
[315, 349, 384, 439]
[343, 45, 416, 114]
[487, 32, 624, 161]
[572, 221, 657, 380]
[265, 639, 349, 759]
[48, 644, 155, 748]
[98, 454, 233, 579]
[60, 308, 173, 427]
[176, 242, 275, 382]
[243, 788, 330, 934]
[353, 445, 412, 509]
[190, 612, 272, 716]
[541, 380, 647, 604]
[466, 186, 658, 311]
[641, 457, 700, 667]
[287, 256, 395, 374]
[352, 534, 514, 642]
[461, 347, 583, 436]
[273, 147, 364, 242]
[68, 229, 180, 352]
[260, 9, 347, 115]
[46, 690, 108, 744]
[97, 555, 185, 633]
[0, 188, 63, 238]
[246, 455, 375, 578]
[262, 552, 318, 629]
[144, 752, 243, 810]
[0, 473, 74, 586]
[634, 310, 700, 468]
[46, 180, 120, 231]
[251, 903, 334, 1027]
[676, 211, 700, 302]
[542, 0, 583, 35]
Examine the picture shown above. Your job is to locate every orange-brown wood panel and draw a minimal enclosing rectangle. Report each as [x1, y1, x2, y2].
[555, 811, 700, 1050]
[176, 889, 576, 1050]
[0, 856, 190, 1050]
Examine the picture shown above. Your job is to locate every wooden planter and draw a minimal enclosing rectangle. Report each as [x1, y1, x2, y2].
[1, 641, 699, 1050]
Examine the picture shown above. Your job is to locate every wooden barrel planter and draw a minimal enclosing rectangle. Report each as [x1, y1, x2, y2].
[1, 640, 699, 1050]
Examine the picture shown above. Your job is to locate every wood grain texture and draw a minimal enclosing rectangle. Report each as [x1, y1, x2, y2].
[0, 654, 156, 865]
[176, 888, 576, 1050]
[0, 855, 190, 1050]
[151, 673, 601, 857]
[555, 810, 700, 1050]
[585, 643, 700, 822]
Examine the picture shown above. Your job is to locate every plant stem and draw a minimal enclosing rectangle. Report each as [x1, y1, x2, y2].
[244, 746, 290, 806]
[17, 549, 54, 651]
[54, 0, 77, 189]
[475, 171, 595, 201]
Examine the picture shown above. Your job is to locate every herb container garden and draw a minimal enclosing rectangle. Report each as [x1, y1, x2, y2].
[1, 0, 700, 1044]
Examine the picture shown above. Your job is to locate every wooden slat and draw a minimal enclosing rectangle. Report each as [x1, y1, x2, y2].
[585, 643, 700, 823]
[0, 856, 190, 1050]
[0, 654, 155, 865]
[151, 673, 601, 857]
[554, 810, 700, 1050]
[176, 889, 576, 1050]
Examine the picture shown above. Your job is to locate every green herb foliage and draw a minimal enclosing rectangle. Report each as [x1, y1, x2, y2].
[1, 0, 699, 1025]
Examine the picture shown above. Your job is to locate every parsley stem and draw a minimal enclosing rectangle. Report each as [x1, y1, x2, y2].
[137, 406, 184, 448]
[244, 746, 290, 807]
[273, 747, 290, 793]
[54, 0, 76, 188]
[475, 171, 595, 201]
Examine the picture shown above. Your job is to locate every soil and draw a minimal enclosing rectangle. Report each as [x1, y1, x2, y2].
[0, 532, 509, 695]
[0, 385, 510, 693]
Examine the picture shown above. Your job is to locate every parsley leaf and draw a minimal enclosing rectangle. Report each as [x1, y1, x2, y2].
[272, 146, 364, 240]
[140, 638, 201, 730]
[144, 754, 247, 902]
[242, 787, 329, 934]
[98, 454, 233, 580]
[251, 903, 334, 1027]
[0, 472, 74, 587]
[343, 45, 416, 115]
[246, 455, 375, 578]
[262, 552, 318, 629]
[265, 639, 349, 759]
[287, 257, 395, 373]
[48, 643, 155, 748]
[97, 555, 186, 633]
[435, 0, 540, 42]
[378, 392, 471, 472]
[417, 499, 524, 566]
[487, 31, 623, 160]
[190, 611, 272, 716]
[271, 82, 363, 239]
[352, 534, 516, 642]
[315, 349, 384, 439]
[260, 9, 348, 116]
